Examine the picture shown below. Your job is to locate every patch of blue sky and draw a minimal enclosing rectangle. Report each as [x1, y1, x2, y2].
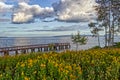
[0, 12, 13, 19]
[4, 0, 59, 7]
[5, 0, 18, 5]
[29, 0, 59, 7]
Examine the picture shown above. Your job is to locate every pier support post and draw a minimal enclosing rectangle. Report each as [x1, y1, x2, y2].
[15, 50, 18, 55]
[31, 49, 35, 53]
[4, 51, 9, 56]
[22, 50, 26, 54]
[44, 47, 47, 51]
[38, 48, 40, 52]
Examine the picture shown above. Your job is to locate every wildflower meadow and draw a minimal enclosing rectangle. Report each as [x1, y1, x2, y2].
[0, 48, 120, 80]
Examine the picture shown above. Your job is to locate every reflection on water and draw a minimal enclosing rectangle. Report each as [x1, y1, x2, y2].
[0, 36, 120, 50]
[0, 37, 70, 47]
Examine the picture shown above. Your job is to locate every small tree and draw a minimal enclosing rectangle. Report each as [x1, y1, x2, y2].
[71, 31, 88, 51]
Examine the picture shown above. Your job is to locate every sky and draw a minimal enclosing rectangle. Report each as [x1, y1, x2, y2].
[0, 0, 98, 37]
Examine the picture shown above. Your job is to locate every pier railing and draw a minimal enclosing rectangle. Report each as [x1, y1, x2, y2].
[0, 43, 70, 56]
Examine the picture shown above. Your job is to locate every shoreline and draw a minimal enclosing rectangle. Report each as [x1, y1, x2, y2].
[0, 35, 106, 38]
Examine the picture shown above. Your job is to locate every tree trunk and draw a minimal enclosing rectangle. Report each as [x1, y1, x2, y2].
[111, 14, 115, 46]
[105, 27, 107, 47]
[108, 1, 112, 47]
[98, 34, 100, 47]
[76, 43, 78, 51]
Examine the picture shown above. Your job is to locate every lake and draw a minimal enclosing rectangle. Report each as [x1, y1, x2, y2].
[0, 36, 120, 50]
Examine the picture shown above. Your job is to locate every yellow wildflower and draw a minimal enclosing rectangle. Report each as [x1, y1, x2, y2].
[43, 75, 46, 80]
[70, 74, 76, 79]
[21, 72, 24, 76]
[21, 63, 25, 67]
[65, 65, 72, 71]
[28, 59, 33, 63]
[40, 64, 46, 67]
[64, 70, 69, 74]
[0, 74, 2, 77]
[28, 59, 33, 67]
[55, 63, 58, 67]
[24, 77, 30, 80]
[16, 62, 20, 67]
[73, 64, 76, 67]
[78, 70, 82, 74]
[33, 71, 37, 74]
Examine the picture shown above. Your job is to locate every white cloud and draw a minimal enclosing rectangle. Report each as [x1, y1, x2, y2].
[12, 2, 54, 23]
[12, 12, 33, 23]
[1, 0, 98, 23]
[0, 0, 5, 2]
[0, 0, 30, 2]
[0, 2, 13, 12]
[53, 0, 98, 22]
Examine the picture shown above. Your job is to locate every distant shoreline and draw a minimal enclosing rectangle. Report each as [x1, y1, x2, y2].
[0, 19, 10, 22]
[0, 35, 106, 38]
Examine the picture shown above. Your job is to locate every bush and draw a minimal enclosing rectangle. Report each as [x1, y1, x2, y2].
[113, 42, 120, 48]
[90, 46, 101, 49]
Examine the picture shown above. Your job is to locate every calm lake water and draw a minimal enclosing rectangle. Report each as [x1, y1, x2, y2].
[0, 36, 120, 50]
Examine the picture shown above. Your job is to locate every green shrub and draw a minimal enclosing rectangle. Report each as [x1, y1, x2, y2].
[113, 42, 120, 48]
[90, 46, 101, 49]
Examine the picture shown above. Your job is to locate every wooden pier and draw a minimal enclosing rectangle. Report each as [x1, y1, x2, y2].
[0, 43, 70, 56]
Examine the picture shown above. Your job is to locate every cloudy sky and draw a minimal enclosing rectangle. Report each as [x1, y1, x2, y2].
[0, 0, 97, 37]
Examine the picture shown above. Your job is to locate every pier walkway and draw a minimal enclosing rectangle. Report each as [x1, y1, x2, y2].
[0, 43, 70, 56]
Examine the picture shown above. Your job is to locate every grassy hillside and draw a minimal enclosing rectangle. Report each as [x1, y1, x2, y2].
[0, 48, 120, 80]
